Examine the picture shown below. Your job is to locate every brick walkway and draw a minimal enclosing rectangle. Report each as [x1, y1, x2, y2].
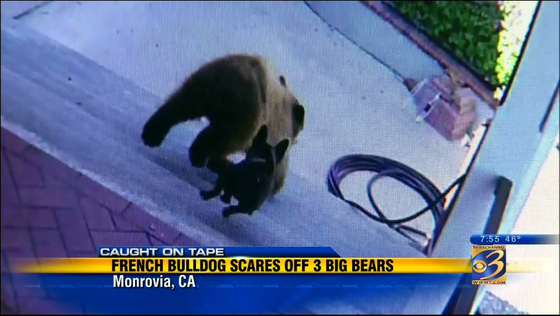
[0, 127, 199, 314]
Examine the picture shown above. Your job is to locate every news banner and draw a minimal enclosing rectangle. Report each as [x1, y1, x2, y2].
[10, 234, 558, 313]
[15, 234, 558, 285]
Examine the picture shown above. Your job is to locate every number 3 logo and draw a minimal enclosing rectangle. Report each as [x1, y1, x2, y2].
[480, 250, 504, 280]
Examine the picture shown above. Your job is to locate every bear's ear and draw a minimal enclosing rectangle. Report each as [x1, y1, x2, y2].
[279, 75, 287, 87]
[293, 104, 305, 125]
[252, 125, 269, 147]
[274, 139, 290, 164]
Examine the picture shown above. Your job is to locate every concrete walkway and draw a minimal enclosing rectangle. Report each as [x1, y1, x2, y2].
[8, 1, 470, 234]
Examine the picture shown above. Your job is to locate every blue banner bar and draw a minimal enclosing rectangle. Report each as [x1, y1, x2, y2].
[470, 234, 559, 245]
[98, 247, 341, 258]
[34, 273, 461, 314]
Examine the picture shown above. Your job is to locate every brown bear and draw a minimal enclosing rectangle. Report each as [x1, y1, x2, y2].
[141, 54, 305, 195]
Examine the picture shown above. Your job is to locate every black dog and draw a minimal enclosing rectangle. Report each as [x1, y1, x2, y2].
[200, 125, 290, 217]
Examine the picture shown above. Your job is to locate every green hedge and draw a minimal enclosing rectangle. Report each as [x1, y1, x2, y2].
[390, 1, 530, 97]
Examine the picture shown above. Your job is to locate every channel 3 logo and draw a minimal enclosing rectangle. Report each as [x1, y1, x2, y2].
[472, 245, 507, 285]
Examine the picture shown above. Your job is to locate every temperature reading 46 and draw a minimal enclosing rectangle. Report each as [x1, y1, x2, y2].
[505, 236, 521, 243]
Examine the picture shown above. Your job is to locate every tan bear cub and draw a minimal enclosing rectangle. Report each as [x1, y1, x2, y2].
[141, 54, 305, 195]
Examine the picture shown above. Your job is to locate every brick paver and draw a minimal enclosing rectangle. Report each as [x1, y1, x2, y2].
[0, 127, 200, 314]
